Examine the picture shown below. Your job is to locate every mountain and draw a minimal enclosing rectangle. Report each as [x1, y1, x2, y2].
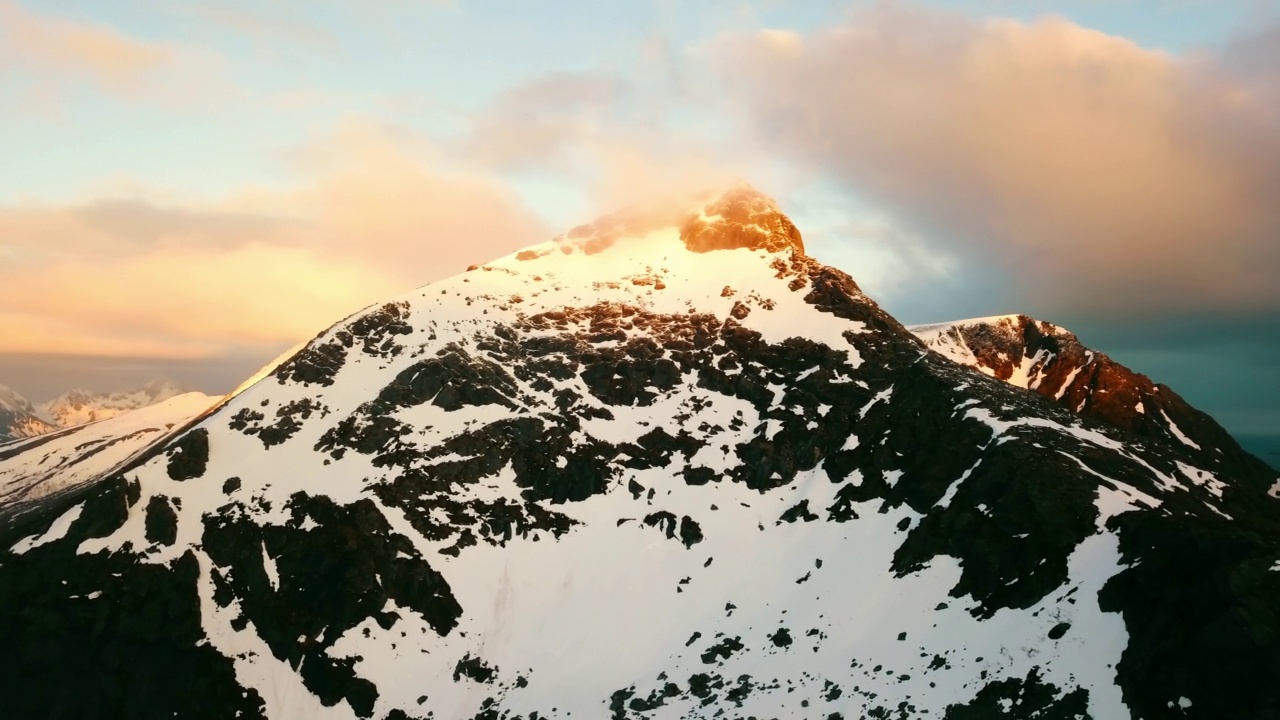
[39, 378, 188, 429]
[910, 315, 1274, 480]
[0, 383, 56, 443]
[0, 392, 219, 509]
[1, 185, 1278, 720]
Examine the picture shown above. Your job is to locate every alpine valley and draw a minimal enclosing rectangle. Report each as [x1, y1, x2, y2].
[1, 186, 1277, 720]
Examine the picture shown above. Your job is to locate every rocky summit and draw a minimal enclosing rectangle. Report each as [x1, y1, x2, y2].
[1, 185, 1278, 720]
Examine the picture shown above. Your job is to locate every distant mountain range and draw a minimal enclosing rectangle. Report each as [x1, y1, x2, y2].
[0, 383, 56, 443]
[0, 379, 190, 443]
[0, 391, 219, 508]
[38, 378, 188, 429]
[0, 380, 219, 507]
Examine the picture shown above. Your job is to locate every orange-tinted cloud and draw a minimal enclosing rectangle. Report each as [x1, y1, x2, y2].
[0, 0, 233, 111]
[0, 0, 173, 92]
[462, 71, 747, 213]
[711, 6, 1280, 318]
[242, 120, 550, 272]
[0, 121, 548, 359]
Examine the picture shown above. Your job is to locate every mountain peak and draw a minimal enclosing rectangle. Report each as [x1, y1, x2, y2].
[547, 183, 804, 258]
[0, 382, 36, 415]
[679, 183, 804, 254]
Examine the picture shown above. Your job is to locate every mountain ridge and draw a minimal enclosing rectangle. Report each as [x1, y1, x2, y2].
[910, 314, 1273, 483]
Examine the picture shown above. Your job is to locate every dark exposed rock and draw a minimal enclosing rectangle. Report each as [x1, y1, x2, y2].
[454, 654, 498, 684]
[231, 399, 328, 448]
[1099, 510, 1280, 720]
[203, 493, 462, 717]
[165, 427, 208, 481]
[275, 334, 350, 387]
[144, 494, 177, 546]
[679, 515, 704, 547]
[700, 636, 744, 664]
[0, 479, 264, 719]
[769, 628, 793, 648]
[349, 302, 414, 358]
[942, 667, 1090, 720]
[779, 499, 819, 524]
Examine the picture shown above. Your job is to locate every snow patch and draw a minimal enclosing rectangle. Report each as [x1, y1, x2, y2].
[10, 502, 84, 555]
[1158, 408, 1200, 450]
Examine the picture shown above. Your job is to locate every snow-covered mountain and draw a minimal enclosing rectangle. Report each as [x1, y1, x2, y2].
[0, 391, 219, 509]
[0, 382, 56, 443]
[1, 186, 1277, 720]
[39, 378, 188, 429]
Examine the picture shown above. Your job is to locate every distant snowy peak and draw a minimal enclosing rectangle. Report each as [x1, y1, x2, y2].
[910, 314, 1265, 471]
[39, 378, 188, 429]
[0, 383, 55, 443]
[0, 383, 36, 415]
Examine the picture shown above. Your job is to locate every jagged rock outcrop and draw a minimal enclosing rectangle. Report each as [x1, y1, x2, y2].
[911, 315, 1271, 481]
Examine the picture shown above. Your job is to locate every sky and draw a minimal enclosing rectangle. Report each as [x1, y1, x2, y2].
[0, 0, 1277, 443]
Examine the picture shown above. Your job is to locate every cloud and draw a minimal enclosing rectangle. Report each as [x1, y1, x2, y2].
[466, 73, 629, 173]
[461, 71, 747, 213]
[189, 3, 341, 55]
[1, 244, 391, 356]
[0, 200, 299, 266]
[0, 120, 548, 360]
[249, 120, 550, 271]
[0, 0, 173, 92]
[0, 0, 233, 111]
[709, 4, 1280, 319]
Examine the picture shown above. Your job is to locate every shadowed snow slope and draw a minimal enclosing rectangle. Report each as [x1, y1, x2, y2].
[1, 186, 1278, 720]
